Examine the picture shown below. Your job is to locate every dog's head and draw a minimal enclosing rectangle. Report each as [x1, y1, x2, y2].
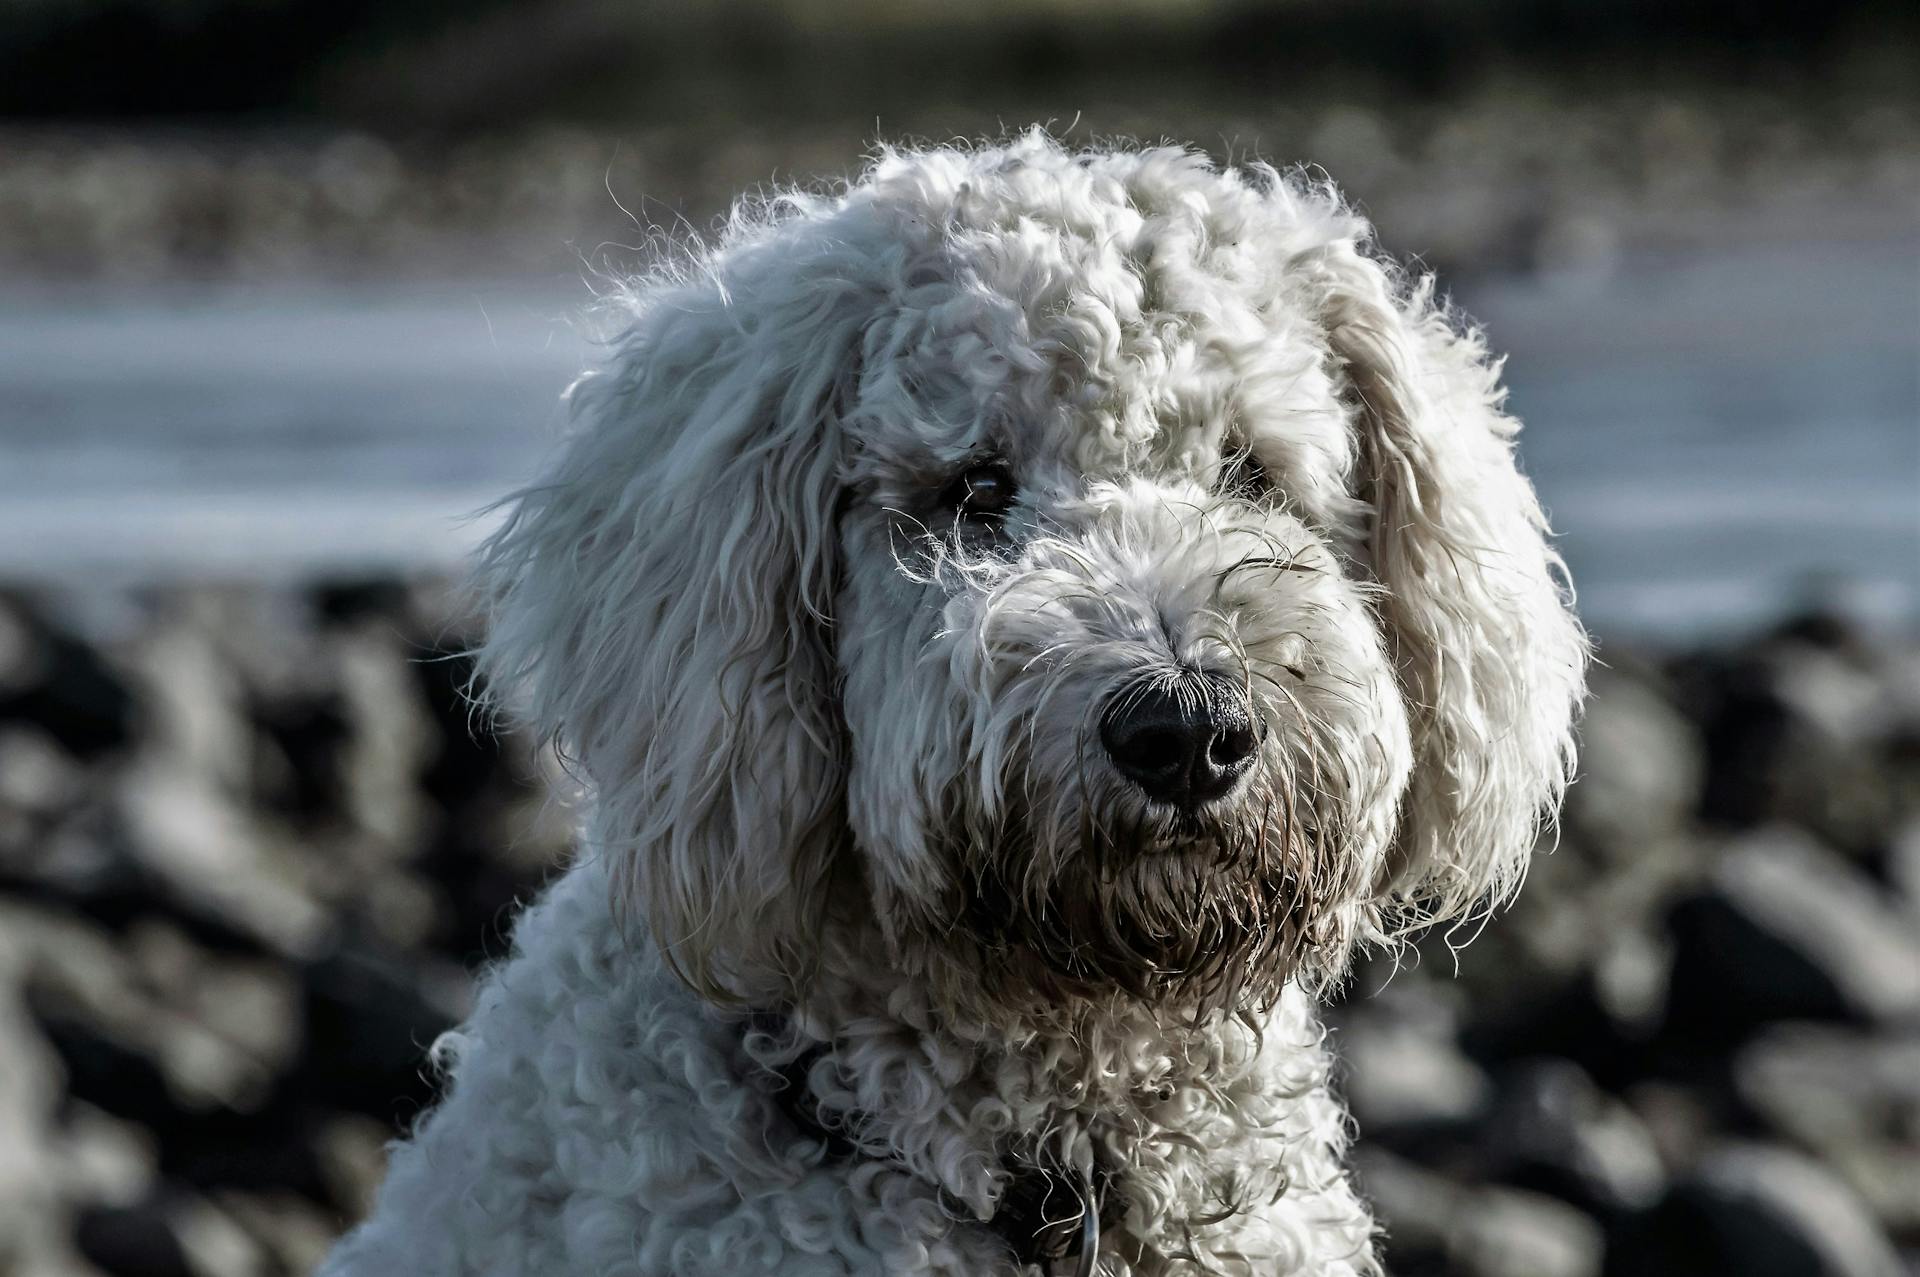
[477, 135, 1587, 1013]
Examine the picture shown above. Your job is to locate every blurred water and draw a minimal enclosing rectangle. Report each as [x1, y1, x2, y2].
[1469, 231, 1920, 636]
[1, 231, 1914, 639]
[0, 281, 584, 576]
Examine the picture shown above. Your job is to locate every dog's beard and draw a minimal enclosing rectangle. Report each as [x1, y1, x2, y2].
[942, 751, 1349, 1014]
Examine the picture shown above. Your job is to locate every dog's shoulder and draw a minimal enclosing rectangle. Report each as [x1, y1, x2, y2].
[321, 858, 1009, 1275]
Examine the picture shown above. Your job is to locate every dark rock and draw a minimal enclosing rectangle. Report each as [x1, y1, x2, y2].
[1664, 828, 1920, 1043]
[1771, 611, 1862, 651]
[156, 1107, 332, 1200]
[1608, 1144, 1902, 1277]
[412, 646, 501, 813]
[36, 1008, 179, 1131]
[1674, 630, 1907, 855]
[297, 944, 469, 1120]
[0, 592, 138, 759]
[407, 643, 570, 964]
[311, 577, 416, 627]
[77, 1192, 273, 1277]
[1481, 1060, 1665, 1217]
[1457, 964, 1658, 1094]
[246, 684, 355, 824]
[75, 1200, 195, 1277]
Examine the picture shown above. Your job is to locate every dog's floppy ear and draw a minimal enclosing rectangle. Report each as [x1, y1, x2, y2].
[473, 245, 870, 999]
[1312, 237, 1588, 931]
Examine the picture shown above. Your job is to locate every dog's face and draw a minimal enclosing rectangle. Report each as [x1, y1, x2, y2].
[476, 136, 1587, 1013]
[833, 313, 1412, 1009]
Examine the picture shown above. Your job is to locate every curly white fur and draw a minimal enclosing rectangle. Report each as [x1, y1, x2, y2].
[321, 132, 1587, 1276]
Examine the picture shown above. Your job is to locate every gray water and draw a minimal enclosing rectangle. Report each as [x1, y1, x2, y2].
[2, 233, 1914, 640]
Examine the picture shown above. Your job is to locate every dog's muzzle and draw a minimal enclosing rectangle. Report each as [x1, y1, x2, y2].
[1099, 672, 1258, 813]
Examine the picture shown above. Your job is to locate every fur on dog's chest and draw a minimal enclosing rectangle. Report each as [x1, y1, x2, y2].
[759, 1031, 1125, 1272]
[735, 985, 1355, 1276]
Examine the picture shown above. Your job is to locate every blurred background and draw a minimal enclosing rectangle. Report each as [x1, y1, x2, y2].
[1, 2, 1916, 1275]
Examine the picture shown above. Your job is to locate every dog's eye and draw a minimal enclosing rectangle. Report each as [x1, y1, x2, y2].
[938, 462, 1019, 521]
[1219, 449, 1273, 504]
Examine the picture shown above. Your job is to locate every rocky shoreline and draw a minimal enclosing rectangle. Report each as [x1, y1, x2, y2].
[1, 579, 1915, 1275]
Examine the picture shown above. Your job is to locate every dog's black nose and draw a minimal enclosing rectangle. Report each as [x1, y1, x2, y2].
[1100, 676, 1259, 811]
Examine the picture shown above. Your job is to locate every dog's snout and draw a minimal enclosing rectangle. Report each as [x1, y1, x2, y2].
[1100, 675, 1258, 812]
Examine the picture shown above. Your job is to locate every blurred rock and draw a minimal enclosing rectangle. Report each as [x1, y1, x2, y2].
[1735, 1026, 1920, 1232]
[314, 1115, 395, 1223]
[1363, 1149, 1608, 1277]
[1355, 1148, 1463, 1274]
[74, 1200, 195, 1277]
[1480, 1060, 1666, 1216]
[112, 761, 330, 958]
[1338, 984, 1492, 1134]
[0, 592, 138, 760]
[330, 624, 436, 850]
[0, 725, 84, 820]
[77, 1191, 272, 1277]
[1665, 827, 1920, 1041]
[298, 944, 469, 1117]
[211, 1189, 340, 1274]
[1609, 1144, 1903, 1277]
[7, 904, 295, 1115]
[1677, 621, 1910, 856]
[1887, 819, 1920, 918]
[0, 928, 70, 1275]
[1567, 661, 1702, 856]
[0, 725, 85, 859]
[1620, 1081, 1713, 1181]
[54, 1103, 158, 1211]
[121, 597, 254, 797]
[0, 581, 1914, 1272]
[1449, 1186, 1605, 1277]
[1588, 926, 1673, 1042]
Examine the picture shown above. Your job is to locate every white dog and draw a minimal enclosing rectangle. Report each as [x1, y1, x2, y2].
[321, 132, 1586, 1276]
